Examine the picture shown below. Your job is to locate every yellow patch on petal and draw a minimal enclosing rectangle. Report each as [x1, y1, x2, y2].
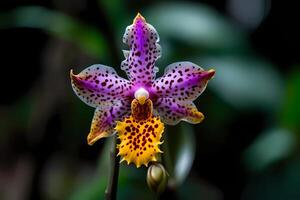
[185, 107, 205, 124]
[115, 115, 164, 168]
[86, 108, 114, 145]
[87, 130, 109, 145]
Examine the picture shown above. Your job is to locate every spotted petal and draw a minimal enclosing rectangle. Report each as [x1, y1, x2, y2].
[87, 100, 131, 145]
[153, 62, 215, 101]
[116, 115, 164, 168]
[154, 98, 204, 125]
[121, 13, 161, 87]
[70, 64, 133, 108]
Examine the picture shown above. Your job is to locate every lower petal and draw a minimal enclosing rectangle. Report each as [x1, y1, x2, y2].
[116, 111, 164, 168]
[154, 98, 204, 125]
[87, 100, 131, 145]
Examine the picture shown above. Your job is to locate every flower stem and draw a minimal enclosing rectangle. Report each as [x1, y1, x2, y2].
[105, 135, 120, 200]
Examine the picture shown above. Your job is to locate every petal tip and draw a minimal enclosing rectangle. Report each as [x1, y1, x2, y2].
[120, 158, 125, 164]
[194, 111, 205, 124]
[206, 69, 216, 79]
[87, 137, 96, 146]
[185, 110, 205, 124]
[70, 69, 75, 79]
[70, 69, 81, 84]
[87, 131, 106, 145]
[87, 139, 95, 146]
[133, 12, 146, 23]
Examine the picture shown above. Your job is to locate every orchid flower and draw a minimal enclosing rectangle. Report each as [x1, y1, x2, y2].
[70, 13, 215, 168]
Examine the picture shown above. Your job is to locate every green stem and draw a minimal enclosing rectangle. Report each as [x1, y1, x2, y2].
[105, 135, 120, 200]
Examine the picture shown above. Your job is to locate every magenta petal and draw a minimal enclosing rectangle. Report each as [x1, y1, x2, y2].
[153, 62, 215, 101]
[154, 98, 204, 125]
[70, 64, 132, 108]
[87, 100, 131, 145]
[121, 14, 161, 87]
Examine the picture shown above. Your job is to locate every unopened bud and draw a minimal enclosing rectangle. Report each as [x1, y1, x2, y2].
[146, 163, 168, 193]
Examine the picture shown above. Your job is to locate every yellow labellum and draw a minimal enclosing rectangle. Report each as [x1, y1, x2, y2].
[115, 99, 164, 168]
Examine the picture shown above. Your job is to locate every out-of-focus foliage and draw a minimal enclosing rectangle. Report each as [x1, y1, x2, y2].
[67, 139, 155, 200]
[68, 138, 111, 200]
[280, 68, 300, 133]
[163, 123, 196, 186]
[100, 0, 127, 28]
[242, 158, 300, 200]
[0, 96, 33, 138]
[243, 128, 296, 172]
[147, 3, 247, 52]
[178, 178, 223, 200]
[0, 6, 108, 58]
[198, 56, 284, 111]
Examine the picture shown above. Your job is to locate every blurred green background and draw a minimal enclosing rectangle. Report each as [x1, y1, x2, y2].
[0, 0, 300, 200]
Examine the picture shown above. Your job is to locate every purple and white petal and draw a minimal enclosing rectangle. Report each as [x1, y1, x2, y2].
[87, 100, 131, 145]
[70, 64, 133, 108]
[154, 98, 204, 125]
[121, 14, 161, 87]
[152, 62, 215, 101]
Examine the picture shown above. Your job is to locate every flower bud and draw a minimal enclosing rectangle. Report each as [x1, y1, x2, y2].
[146, 163, 168, 193]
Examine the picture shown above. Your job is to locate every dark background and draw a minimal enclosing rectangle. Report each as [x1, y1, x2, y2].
[1, 0, 300, 200]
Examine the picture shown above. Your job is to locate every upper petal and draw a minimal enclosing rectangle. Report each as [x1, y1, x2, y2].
[154, 98, 204, 125]
[121, 13, 161, 87]
[87, 99, 131, 145]
[152, 62, 215, 101]
[70, 64, 133, 108]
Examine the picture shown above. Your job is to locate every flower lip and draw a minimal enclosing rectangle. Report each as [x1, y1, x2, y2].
[134, 88, 149, 105]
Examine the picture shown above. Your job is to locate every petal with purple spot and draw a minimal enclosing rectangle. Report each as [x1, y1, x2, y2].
[154, 98, 204, 125]
[153, 62, 215, 101]
[121, 14, 161, 87]
[87, 100, 131, 145]
[70, 64, 133, 108]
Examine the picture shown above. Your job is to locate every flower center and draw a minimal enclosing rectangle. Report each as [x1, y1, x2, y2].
[134, 88, 149, 105]
[131, 99, 153, 121]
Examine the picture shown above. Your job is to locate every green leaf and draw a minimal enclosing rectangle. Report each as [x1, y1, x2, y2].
[163, 123, 196, 186]
[197, 56, 284, 111]
[243, 128, 296, 172]
[0, 6, 108, 58]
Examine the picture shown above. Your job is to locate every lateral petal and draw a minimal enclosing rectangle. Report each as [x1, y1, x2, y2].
[154, 98, 204, 125]
[70, 64, 132, 108]
[153, 62, 215, 101]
